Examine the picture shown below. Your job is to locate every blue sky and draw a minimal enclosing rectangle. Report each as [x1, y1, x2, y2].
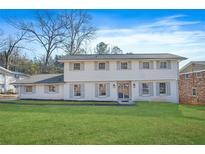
[0, 9, 205, 67]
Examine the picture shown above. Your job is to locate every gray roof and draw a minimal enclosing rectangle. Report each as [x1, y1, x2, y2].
[180, 61, 205, 73]
[14, 74, 64, 84]
[59, 53, 187, 61]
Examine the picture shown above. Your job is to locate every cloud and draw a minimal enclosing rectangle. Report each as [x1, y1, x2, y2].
[90, 15, 205, 68]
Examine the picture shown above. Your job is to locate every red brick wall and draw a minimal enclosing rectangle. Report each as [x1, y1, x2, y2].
[179, 71, 205, 105]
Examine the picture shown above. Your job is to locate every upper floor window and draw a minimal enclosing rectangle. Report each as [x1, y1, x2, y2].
[121, 62, 128, 69]
[98, 83, 107, 96]
[160, 62, 167, 69]
[195, 72, 202, 78]
[25, 86, 32, 93]
[74, 84, 81, 96]
[185, 74, 191, 79]
[99, 62, 106, 70]
[143, 62, 150, 69]
[73, 63, 81, 70]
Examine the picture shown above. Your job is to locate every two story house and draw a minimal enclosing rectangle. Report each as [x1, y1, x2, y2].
[14, 53, 186, 103]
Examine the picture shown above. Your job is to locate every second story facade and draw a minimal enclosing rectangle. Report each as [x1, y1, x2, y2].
[59, 54, 186, 82]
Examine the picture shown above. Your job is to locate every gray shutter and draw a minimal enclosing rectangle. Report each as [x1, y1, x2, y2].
[94, 62, 98, 70]
[167, 60, 171, 69]
[80, 62, 84, 71]
[32, 86, 36, 93]
[105, 61, 109, 70]
[128, 61, 131, 70]
[139, 83, 142, 96]
[166, 82, 171, 95]
[44, 85, 49, 93]
[81, 84, 85, 98]
[55, 85, 59, 93]
[139, 61, 143, 69]
[150, 61, 154, 69]
[95, 83, 99, 98]
[69, 62, 73, 71]
[106, 83, 110, 97]
[156, 61, 160, 69]
[149, 82, 153, 96]
[156, 83, 160, 96]
[70, 84, 73, 98]
[117, 61, 121, 70]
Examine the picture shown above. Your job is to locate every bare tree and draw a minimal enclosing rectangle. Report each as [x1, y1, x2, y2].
[61, 10, 96, 55]
[11, 11, 64, 73]
[0, 32, 26, 69]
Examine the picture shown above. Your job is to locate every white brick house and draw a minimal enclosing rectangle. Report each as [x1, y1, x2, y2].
[15, 53, 186, 103]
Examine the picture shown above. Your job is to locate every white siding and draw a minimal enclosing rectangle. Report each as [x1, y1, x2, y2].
[20, 84, 64, 100]
[64, 60, 178, 82]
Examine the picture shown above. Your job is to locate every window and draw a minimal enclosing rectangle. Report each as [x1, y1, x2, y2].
[121, 62, 128, 69]
[48, 85, 56, 92]
[159, 83, 166, 94]
[192, 88, 197, 96]
[143, 62, 150, 69]
[185, 74, 190, 79]
[98, 62, 106, 70]
[74, 84, 81, 96]
[25, 86, 32, 93]
[15, 74, 20, 79]
[73, 63, 81, 70]
[160, 62, 167, 69]
[196, 72, 202, 78]
[142, 83, 149, 95]
[98, 84, 106, 96]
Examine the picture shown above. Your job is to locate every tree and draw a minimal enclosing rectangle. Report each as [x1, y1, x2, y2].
[95, 42, 110, 54]
[12, 11, 64, 73]
[0, 32, 26, 69]
[111, 46, 123, 54]
[61, 10, 96, 55]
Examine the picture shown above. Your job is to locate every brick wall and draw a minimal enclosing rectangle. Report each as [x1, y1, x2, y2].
[179, 71, 205, 105]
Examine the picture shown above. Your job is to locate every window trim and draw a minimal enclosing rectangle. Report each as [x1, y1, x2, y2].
[159, 82, 167, 95]
[192, 87, 197, 96]
[25, 86, 33, 93]
[98, 62, 106, 70]
[185, 74, 191, 79]
[73, 84, 81, 97]
[73, 63, 81, 70]
[142, 62, 150, 69]
[98, 83, 107, 97]
[159, 61, 168, 69]
[195, 72, 202, 78]
[48, 85, 56, 93]
[120, 62, 128, 70]
[142, 83, 150, 96]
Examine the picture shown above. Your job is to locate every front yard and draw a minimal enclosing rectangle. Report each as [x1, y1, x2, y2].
[0, 101, 205, 144]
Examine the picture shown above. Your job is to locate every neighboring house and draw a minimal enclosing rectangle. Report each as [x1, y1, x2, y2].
[179, 61, 205, 105]
[0, 66, 28, 93]
[14, 53, 186, 104]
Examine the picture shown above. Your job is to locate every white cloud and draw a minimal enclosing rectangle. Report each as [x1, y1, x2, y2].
[89, 15, 205, 68]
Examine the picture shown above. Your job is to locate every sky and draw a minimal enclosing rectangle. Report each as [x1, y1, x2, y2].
[0, 9, 205, 67]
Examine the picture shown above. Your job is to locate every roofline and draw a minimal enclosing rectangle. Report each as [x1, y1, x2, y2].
[180, 61, 205, 73]
[59, 57, 187, 63]
[13, 82, 65, 85]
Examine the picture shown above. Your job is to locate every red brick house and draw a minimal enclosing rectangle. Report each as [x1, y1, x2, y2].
[179, 61, 205, 105]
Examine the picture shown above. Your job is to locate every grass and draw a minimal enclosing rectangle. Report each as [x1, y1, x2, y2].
[0, 99, 118, 105]
[0, 101, 205, 144]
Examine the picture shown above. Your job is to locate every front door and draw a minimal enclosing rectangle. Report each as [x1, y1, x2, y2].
[117, 82, 131, 101]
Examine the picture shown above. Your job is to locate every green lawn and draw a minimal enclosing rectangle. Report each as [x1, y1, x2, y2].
[0, 99, 118, 105]
[0, 101, 205, 144]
